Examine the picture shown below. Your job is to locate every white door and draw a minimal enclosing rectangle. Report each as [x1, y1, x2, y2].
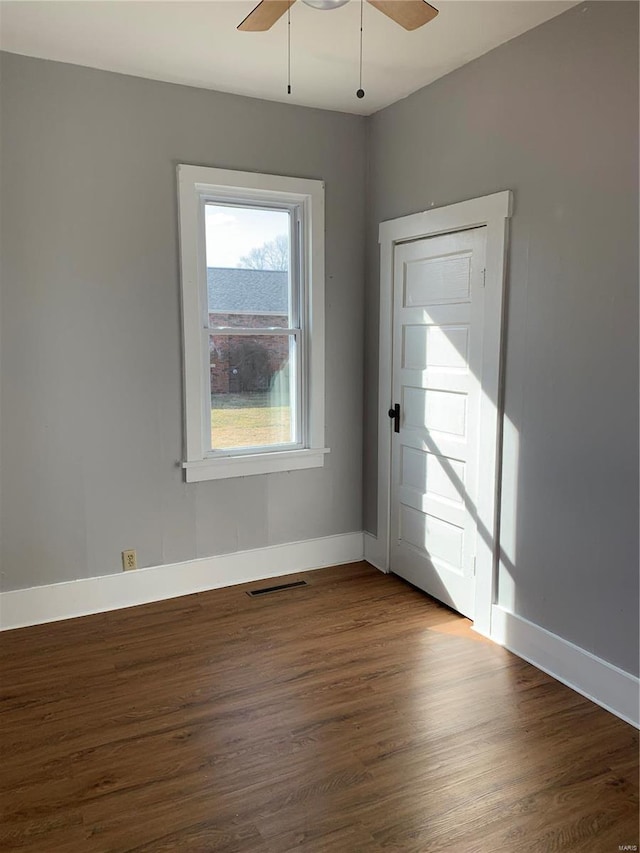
[389, 227, 486, 618]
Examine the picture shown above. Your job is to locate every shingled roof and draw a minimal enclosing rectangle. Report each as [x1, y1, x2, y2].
[207, 268, 288, 314]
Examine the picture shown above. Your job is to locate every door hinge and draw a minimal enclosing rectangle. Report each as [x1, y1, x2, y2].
[481, 268, 486, 287]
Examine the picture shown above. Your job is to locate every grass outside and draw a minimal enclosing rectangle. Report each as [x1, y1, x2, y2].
[211, 393, 292, 448]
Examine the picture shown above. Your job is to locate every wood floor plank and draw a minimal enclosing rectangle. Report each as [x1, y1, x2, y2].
[1, 562, 637, 852]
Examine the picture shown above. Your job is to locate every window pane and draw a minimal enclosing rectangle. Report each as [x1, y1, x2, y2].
[205, 204, 291, 329]
[209, 334, 297, 450]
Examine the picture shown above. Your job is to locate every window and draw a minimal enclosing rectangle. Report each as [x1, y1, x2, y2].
[177, 165, 327, 481]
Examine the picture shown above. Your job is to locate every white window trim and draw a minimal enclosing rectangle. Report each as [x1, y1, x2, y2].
[177, 164, 328, 481]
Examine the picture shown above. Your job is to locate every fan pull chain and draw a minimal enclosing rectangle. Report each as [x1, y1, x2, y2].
[357, 0, 365, 99]
[287, 2, 292, 94]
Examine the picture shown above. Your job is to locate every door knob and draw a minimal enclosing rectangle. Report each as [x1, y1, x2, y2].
[388, 403, 400, 433]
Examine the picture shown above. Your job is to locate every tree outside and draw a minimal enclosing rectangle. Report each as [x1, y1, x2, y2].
[238, 234, 288, 271]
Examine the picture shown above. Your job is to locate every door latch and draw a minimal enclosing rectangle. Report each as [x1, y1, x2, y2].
[388, 403, 400, 433]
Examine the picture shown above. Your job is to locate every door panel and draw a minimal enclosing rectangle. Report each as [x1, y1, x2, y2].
[402, 386, 468, 436]
[400, 506, 465, 569]
[400, 446, 466, 504]
[390, 227, 486, 618]
[402, 324, 470, 370]
[404, 253, 472, 305]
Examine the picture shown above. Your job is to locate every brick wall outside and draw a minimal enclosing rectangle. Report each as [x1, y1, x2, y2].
[209, 313, 290, 395]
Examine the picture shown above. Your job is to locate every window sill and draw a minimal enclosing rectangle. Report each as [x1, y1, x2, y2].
[182, 447, 330, 482]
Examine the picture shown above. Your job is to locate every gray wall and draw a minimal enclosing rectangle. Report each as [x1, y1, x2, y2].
[364, 1, 639, 675]
[0, 53, 366, 591]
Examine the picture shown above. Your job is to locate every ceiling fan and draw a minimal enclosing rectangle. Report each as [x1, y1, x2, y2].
[238, 0, 439, 32]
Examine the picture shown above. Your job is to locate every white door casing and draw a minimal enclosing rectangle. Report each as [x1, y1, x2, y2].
[390, 228, 486, 618]
[371, 191, 512, 636]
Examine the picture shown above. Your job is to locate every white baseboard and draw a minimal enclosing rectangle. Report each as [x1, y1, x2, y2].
[489, 605, 640, 729]
[363, 532, 388, 573]
[0, 531, 365, 631]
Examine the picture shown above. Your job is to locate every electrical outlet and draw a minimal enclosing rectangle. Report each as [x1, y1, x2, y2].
[122, 549, 137, 571]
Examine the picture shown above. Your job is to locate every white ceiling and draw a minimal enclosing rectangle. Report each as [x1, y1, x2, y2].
[0, 0, 578, 115]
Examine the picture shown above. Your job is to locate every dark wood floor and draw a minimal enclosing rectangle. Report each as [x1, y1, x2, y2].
[1, 562, 638, 852]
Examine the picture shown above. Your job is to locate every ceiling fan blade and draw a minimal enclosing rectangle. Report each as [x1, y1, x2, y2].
[366, 0, 438, 31]
[238, 0, 295, 32]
